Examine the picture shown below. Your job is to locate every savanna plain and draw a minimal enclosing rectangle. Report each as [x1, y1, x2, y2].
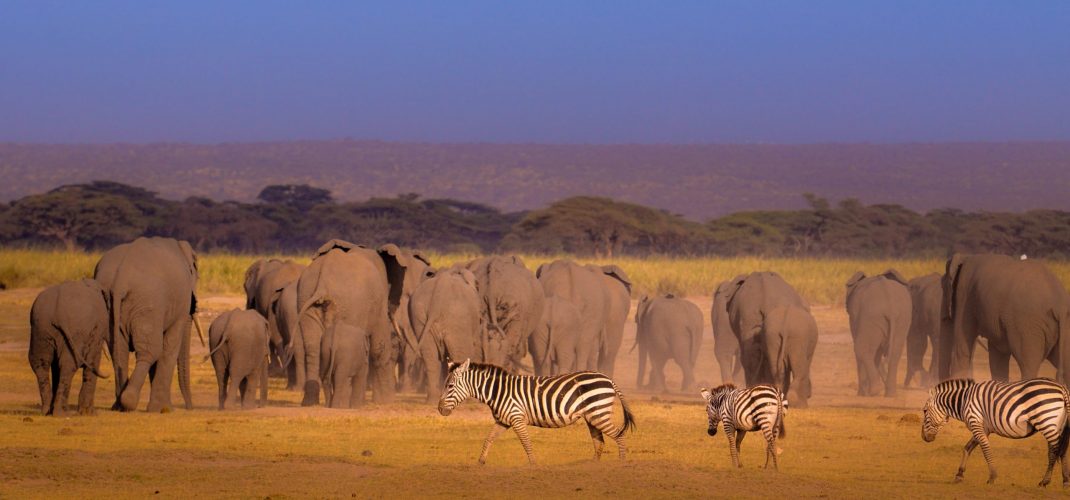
[2, 251, 1070, 498]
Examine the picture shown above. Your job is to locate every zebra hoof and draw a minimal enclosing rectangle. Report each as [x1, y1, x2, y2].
[986, 477, 997, 485]
[1039, 479, 1050, 487]
[953, 476, 963, 484]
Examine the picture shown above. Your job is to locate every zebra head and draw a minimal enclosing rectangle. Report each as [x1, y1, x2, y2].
[700, 386, 732, 436]
[438, 358, 473, 416]
[921, 386, 953, 442]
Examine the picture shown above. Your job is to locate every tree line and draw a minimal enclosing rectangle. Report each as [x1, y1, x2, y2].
[1, 181, 1068, 259]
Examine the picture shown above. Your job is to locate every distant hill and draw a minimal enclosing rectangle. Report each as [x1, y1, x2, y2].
[1, 141, 1067, 219]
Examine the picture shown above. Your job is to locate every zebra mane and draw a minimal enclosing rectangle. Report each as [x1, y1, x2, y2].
[931, 378, 976, 392]
[449, 361, 512, 376]
[711, 383, 736, 393]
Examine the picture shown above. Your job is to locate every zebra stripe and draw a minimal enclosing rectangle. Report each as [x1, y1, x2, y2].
[701, 384, 786, 470]
[437, 358, 636, 465]
[922, 378, 1070, 487]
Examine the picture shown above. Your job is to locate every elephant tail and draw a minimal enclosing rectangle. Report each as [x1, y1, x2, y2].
[611, 380, 637, 437]
[207, 314, 234, 359]
[53, 322, 110, 379]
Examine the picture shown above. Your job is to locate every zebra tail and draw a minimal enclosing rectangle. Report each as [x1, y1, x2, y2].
[778, 395, 787, 440]
[614, 384, 637, 436]
[1058, 392, 1070, 461]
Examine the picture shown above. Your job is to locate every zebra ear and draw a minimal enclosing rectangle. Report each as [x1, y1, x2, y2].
[700, 388, 712, 402]
[459, 358, 471, 372]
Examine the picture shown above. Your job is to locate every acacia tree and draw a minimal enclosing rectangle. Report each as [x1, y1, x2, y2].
[4, 185, 146, 251]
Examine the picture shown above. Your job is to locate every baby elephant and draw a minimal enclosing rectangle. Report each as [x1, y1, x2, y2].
[635, 294, 704, 392]
[321, 323, 369, 409]
[209, 309, 269, 410]
[28, 279, 110, 415]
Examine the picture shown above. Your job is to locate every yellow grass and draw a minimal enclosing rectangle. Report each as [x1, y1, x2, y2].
[4, 248, 1070, 305]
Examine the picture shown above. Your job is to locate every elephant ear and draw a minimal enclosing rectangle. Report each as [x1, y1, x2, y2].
[845, 271, 866, 292]
[377, 244, 410, 317]
[881, 269, 909, 287]
[244, 259, 267, 309]
[944, 253, 967, 320]
[314, 239, 363, 258]
[700, 388, 712, 402]
[178, 240, 198, 276]
[601, 265, 632, 294]
[722, 275, 748, 310]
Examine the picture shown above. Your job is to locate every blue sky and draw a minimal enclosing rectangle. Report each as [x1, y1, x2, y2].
[1, 1, 1068, 143]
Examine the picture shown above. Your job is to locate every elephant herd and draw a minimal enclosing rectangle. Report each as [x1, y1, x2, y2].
[25, 236, 1070, 415]
[843, 254, 1070, 399]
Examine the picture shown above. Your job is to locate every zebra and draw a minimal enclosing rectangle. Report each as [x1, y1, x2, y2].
[700, 384, 786, 470]
[437, 358, 636, 465]
[922, 378, 1070, 487]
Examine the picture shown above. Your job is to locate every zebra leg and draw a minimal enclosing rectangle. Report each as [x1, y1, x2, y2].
[590, 415, 628, 460]
[955, 437, 979, 482]
[510, 419, 537, 465]
[970, 428, 998, 484]
[586, 422, 605, 460]
[764, 425, 778, 470]
[1041, 438, 1058, 487]
[478, 422, 509, 465]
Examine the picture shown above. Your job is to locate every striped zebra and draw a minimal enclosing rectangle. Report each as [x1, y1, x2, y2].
[437, 359, 636, 465]
[922, 378, 1070, 487]
[700, 384, 786, 470]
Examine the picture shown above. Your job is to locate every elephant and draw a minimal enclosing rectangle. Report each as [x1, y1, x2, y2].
[321, 323, 369, 408]
[269, 281, 302, 390]
[593, 264, 632, 377]
[390, 251, 431, 394]
[845, 270, 912, 397]
[28, 279, 110, 415]
[634, 294, 704, 393]
[721, 272, 817, 408]
[711, 278, 745, 385]
[536, 260, 609, 371]
[464, 256, 545, 370]
[295, 239, 427, 407]
[405, 266, 486, 401]
[940, 253, 1070, 386]
[529, 295, 584, 376]
[93, 237, 201, 413]
[904, 273, 942, 388]
[243, 259, 305, 381]
[208, 309, 269, 410]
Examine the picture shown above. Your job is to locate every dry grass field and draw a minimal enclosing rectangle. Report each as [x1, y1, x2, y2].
[1, 252, 1069, 498]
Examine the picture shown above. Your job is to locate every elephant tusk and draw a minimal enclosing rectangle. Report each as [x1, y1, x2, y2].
[193, 314, 207, 348]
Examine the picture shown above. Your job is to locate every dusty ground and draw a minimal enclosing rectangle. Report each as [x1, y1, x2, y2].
[0, 290, 1062, 499]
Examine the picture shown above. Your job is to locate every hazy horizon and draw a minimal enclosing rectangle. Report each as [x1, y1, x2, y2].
[3, 2, 1069, 144]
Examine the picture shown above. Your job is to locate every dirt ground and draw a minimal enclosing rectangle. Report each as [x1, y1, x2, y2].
[0, 290, 1062, 499]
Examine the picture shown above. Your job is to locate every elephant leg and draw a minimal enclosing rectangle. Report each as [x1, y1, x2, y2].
[260, 358, 269, 408]
[52, 349, 76, 416]
[369, 326, 396, 404]
[556, 347, 577, 376]
[884, 327, 907, 397]
[120, 318, 164, 412]
[651, 356, 669, 394]
[109, 333, 130, 411]
[1017, 351, 1044, 381]
[420, 340, 443, 402]
[331, 363, 352, 409]
[351, 360, 368, 409]
[299, 311, 324, 406]
[225, 371, 242, 410]
[147, 319, 185, 413]
[988, 348, 1011, 382]
[788, 353, 812, 408]
[292, 328, 306, 391]
[598, 322, 624, 377]
[214, 357, 227, 410]
[30, 346, 55, 415]
[77, 344, 104, 415]
[855, 344, 882, 397]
